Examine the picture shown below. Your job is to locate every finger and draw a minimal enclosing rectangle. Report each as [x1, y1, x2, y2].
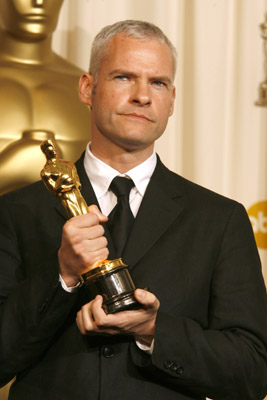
[78, 224, 106, 240]
[80, 235, 108, 252]
[65, 226, 105, 249]
[76, 303, 95, 334]
[65, 212, 100, 230]
[88, 204, 108, 223]
[134, 289, 160, 310]
[90, 295, 108, 327]
[90, 296, 123, 333]
[76, 310, 87, 335]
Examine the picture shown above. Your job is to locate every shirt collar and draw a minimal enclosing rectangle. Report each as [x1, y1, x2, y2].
[83, 142, 157, 199]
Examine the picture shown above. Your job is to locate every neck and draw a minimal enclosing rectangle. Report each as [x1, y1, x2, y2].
[0, 30, 54, 65]
[90, 138, 154, 173]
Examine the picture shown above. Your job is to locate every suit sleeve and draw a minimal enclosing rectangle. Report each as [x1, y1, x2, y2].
[0, 194, 79, 387]
[130, 203, 267, 400]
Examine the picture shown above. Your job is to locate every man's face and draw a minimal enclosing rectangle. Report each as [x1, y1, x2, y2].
[0, 0, 64, 39]
[82, 34, 175, 154]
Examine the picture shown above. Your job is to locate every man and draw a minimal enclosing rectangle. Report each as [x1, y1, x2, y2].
[0, 20, 267, 400]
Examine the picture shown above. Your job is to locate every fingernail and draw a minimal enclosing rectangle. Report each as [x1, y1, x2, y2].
[137, 289, 145, 298]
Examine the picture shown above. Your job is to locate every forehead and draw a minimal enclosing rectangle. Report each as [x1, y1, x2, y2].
[100, 34, 174, 79]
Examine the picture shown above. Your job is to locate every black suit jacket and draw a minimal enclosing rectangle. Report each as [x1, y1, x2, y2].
[0, 155, 267, 400]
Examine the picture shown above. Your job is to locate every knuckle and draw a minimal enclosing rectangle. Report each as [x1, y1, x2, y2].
[71, 233, 83, 246]
[99, 236, 108, 247]
[96, 224, 105, 236]
[62, 221, 72, 237]
[95, 317, 106, 328]
[88, 212, 99, 225]
[103, 248, 109, 258]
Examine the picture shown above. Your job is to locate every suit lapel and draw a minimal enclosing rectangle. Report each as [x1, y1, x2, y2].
[75, 153, 99, 207]
[123, 157, 185, 268]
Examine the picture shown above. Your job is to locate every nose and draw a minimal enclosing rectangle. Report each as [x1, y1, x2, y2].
[32, 0, 44, 7]
[131, 81, 151, 107]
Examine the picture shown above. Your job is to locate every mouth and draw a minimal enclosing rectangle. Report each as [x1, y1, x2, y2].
[121, 113, 153, 122]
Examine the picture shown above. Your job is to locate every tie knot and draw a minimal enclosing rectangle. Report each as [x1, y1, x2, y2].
[109, 176, 134, 198]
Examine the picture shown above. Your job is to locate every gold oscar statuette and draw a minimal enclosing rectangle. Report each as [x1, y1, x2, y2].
[40, 139, 139, 314]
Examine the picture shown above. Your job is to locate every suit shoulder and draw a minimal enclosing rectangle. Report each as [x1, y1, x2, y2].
[159, 161, 243, 212]
[181, 175, 237, 205]
[0, 180, 52, 207]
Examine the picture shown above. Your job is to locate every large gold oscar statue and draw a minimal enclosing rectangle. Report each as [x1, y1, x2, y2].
[0, 0, 91, 195]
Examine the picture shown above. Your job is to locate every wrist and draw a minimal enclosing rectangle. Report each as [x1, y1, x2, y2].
[134, 318, 156, 347]
[135, 334, 154, 347]
[136, 338, 155, 355]
[60, 273, 81, 288]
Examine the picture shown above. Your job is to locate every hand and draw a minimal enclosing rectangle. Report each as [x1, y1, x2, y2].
[58, 205, 109, 287]
[76, 289, 160, 346]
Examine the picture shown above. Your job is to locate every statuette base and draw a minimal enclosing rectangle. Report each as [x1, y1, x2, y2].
[82, 258, 139, 314]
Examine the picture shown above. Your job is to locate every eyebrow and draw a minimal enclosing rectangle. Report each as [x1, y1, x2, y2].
[108, 69, 173, 86]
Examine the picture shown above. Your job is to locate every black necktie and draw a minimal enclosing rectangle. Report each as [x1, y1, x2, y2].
[108, 176, 135, 256]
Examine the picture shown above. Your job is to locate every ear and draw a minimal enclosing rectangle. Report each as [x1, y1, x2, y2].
[79, 73, 94, 107]
[168, 86, 176, 117]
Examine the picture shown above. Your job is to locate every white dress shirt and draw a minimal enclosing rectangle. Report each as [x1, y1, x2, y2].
[83, 142, 157, 217]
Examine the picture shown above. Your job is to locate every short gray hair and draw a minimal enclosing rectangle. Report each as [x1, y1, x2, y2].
[89, 20, 177, 82]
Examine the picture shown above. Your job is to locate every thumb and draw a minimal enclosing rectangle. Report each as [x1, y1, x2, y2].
[134, 289, 160, 309]
[88, 204, 108, 223]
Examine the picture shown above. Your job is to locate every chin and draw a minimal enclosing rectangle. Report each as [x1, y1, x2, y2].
[117, 137, 151, 153]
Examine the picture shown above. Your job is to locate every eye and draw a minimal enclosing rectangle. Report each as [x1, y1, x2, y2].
[114, 75, 128, 81]
[152, 80, 167, 88]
